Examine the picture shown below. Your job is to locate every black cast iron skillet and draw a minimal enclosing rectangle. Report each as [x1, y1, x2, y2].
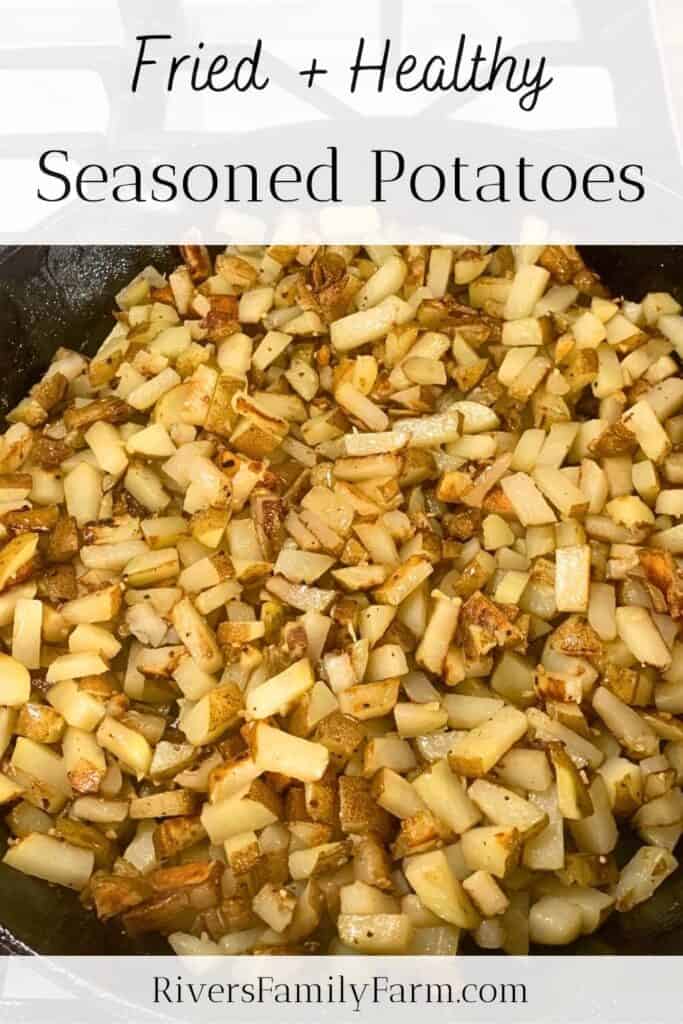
[1, 244, 683, 956]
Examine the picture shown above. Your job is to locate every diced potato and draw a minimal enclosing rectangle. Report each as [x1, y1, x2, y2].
[130, 790, 197, 820]
[569, 776, 619, 854]
[373, 555, 433, 606]
[460, 825, 521, 879]
[273, 549, 335, 584]
[415, 592, 461, 674]
[201, 789, 278, 844]
[172, 597, 223, 674]
[289, 841, 352, 880]
[122, 820, 158, 874]
[615, 846, 678, 911]
[593, 686, 658, 759]
[126, 423, 176, 458]
[0, 652, 31, 706]
[550, 745, 594, 820]
[462, 870, 510, 917]
[3, 833, 94, 890]
[11, 597, 42, 670]
[533, 467, 588, 519]
[0, 771, 23, 805]
[504, 265, 550, 320]
[494, 749, 552, 792]
[69, 624, 121, 660]
[252, 881, 296, 932]
[124, 548, 180, 587]
[63, 727, 107, 793]
[71, 796, 129, 824]
[529, 896, 583, 946]
[331, 296, 413, 352]
[363, 735, 416, 777]
[444, 694, 504, 730]
[64, 463, 102, 526]
[622, 399, 671, 463]
[373, 768, 426, 819]
[394, 702, 448, 737]
[606, 495, 654, 528]
[48, 681, 105, 732]
[598, 756, 643, 814]
[468, 779, 547, 838]
[615, 607, 671, 669]
[341, 881, 399, 916]
[572, 311, 607, 349]
[124, 463, 170, 513]
[246, 658, 314, 720]
[96, 716, 153, 779]
[366, 643, 409, 681]
[501, 473, 556, 526]
[181, 683, 242, 746]
[448, 706, 528, 777]
[0, 533, 38, 592]
[337, 913, 413, 954]
[61, 585, 122, 625]
[403, 849, 479, 928]
[10, 736, 70, 811]
[555, 545, 590, 613]
[250, 722, 329, 782]
[413, 759, 481, 834]
[85, 421, 128, 475]
[338, 680, 399, 721]
[527, 708, 604, 769]
[46, 651, 108, 683]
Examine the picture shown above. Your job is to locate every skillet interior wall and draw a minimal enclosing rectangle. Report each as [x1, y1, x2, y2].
[0, 247, 177, 417]
[0, 246, 178, 953]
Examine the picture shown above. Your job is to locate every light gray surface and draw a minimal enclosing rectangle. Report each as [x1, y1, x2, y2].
[0, 954, 680, 1023]
[0, 0, 681, 242]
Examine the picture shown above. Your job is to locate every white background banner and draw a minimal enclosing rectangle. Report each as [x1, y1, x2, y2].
[0, 0, 682, 242]
[0, 954, 680, 1023]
